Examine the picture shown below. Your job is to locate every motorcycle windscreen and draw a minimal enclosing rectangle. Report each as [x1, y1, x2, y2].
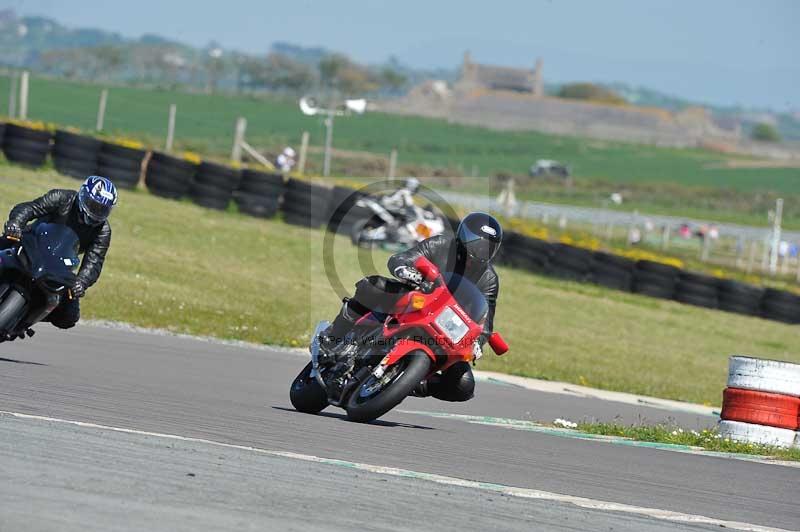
[443, 273, 488, 324]
[23, 223, 81, 286]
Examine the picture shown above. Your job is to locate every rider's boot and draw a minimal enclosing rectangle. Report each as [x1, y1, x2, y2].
[319, 300, 359, 356]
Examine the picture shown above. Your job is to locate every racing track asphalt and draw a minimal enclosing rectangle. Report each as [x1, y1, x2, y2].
[0, 324, 797, 531]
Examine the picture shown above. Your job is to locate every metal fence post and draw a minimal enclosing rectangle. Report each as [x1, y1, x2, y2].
[165, 103, 177, 152]
[96, 89, 108, 131]
[231, 117, 247, 163]
[298, 131, 309, 175]
[388, 148, 398, 179]
[8, 71, 18, 118]
[18, 70, 29, 120]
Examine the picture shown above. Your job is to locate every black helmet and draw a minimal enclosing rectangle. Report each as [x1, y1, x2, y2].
[456, 212, 503, 264]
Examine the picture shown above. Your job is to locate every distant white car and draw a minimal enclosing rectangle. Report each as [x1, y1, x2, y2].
[529, 159, 570, 178]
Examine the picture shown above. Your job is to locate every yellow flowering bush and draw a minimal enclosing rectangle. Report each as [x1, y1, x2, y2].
[182, 151, 202, 164]
[7, 119, 55, 132]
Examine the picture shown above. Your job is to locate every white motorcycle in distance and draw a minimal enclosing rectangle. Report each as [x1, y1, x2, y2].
[350, 196, 445, 250]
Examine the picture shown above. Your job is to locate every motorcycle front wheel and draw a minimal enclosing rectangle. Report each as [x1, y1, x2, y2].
[289, 362, 329, 414]
[0, 285, 27, 334]
[344, 351, 431, 423]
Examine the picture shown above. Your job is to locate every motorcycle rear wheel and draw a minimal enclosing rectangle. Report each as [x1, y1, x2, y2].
[344, 351, 431, 423]
[0, 285, 27, 334]
[289, 362, 329, 414]
[350, 218, 381, 248]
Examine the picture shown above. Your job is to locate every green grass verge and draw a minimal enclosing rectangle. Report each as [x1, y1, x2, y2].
[1, 162, 798, 406]
[1, 75, 798, 195]
[575, 422, 800, 462]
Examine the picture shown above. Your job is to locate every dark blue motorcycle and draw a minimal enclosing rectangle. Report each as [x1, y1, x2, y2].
[0, 223, 80, 342]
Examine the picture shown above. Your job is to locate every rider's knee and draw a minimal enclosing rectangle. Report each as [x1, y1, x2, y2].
[432, 362, 475, 402]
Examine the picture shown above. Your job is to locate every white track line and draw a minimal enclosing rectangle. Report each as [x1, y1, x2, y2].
[0, 410, 789, 532]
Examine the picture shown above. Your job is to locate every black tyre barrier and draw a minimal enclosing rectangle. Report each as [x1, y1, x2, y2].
[546, 244, 594, 281]
[234, 192, 280, 218]
[587, 251, 635, 291]
[2, 124, 52, 167]
[760, 288, 800, 324]
[674, 271, 718, 309]
[54, 130, 102, 152]
[145, 153, 198, 200]
[232, 169, 285, 219]
[2, 145, 49, 167]
[98, 142, 145, 190]
[4, 123, 51, 142]
[189, 182, 233, 210]
[717, 280, 763, 316]
[328, 186, 368, 233]
[54, 155, 98, 179]
[100, 142, 146, 160]
[0, 123, 5, 145]
[281, 179, 333, 228]
[194, 161, 241, 191]
[499, 233, 552, 273]
[589, 262, 634, 291]
[52, 130, 101, 180]
[633, 261, 679, 300]
[187, 161, 241, 209]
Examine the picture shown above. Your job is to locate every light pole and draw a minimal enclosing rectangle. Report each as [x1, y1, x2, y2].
[299, 96, 366, 177]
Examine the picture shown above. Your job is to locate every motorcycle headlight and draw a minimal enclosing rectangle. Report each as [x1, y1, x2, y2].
[434, 307, 469, 344]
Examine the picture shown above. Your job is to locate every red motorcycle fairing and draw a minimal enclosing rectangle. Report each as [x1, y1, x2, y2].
[380, 337, 437, 368]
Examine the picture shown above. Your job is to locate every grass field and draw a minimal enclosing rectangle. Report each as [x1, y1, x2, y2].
[1, 163, 798, 406]
[1, 75, 799, 197]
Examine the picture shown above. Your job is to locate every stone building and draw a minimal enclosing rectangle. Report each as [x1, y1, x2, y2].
[380, 53, 740, 148]
[457, 52, 544, 97]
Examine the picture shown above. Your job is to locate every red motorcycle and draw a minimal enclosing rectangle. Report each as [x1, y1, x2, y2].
[290, 256, 509, 422]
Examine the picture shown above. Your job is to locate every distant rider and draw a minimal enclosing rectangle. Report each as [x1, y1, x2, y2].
[3, 176, 117, 329]
[380, 177, 420, 215]
[276, 147, 296, 173]
[322, 212, 502, 402]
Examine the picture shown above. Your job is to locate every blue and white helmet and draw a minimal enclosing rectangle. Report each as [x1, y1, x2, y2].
[77, 176, 117, 225]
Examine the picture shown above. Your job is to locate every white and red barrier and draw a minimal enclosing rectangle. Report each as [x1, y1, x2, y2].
[718, 356, 800, 448]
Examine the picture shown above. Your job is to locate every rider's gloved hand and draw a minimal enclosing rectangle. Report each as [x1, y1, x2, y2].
[3, 221, 22, 240]
[71, 280, 86, 299]
[472, 340, 483, 362]
[393, 265, 423, 285]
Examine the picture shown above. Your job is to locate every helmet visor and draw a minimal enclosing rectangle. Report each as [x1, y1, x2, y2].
[78, 187, 113, 223]
[458, 223, 500, 262]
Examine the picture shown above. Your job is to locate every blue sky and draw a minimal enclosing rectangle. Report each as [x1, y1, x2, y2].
[7, 0, 799, 109]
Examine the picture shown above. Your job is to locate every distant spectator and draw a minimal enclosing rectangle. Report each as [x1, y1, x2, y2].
[276, 146, 296, 173]
[628, 227, 642, 245]
[679, 224, 692, 239]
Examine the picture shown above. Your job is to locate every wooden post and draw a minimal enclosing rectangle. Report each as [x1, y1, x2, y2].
[96, 89, 108, 131]
[165, 103, 177, 152]
[769, 198, 783, 274]
[323, 112, 334, 177]
[761, 239, 770, 273]
[746, 240, 757, 274]
[231, 117, 247, 163]
[700, 237, 711, 262]
[18, 70, 29, 120]
[8, 72, 18, 118]
[388, 148, 398, 179]
[297, 131, 309, 175]
[796, 256, 800, 283]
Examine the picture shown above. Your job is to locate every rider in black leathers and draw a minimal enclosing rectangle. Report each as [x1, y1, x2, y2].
[3, 179, 116, 329]
[325, 212, 502, 402]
